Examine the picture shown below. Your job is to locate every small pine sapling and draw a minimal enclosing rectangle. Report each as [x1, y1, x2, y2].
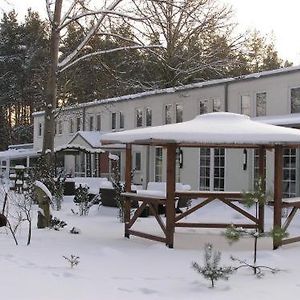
[225, 225, 283, 277]
[192, 243, 234, 288]
[224, 178, 287, 277]
[63, 255, 80, 268]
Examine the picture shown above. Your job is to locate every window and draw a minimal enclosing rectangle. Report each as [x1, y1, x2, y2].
[96, 114, 101, 131]
[175, 104, 183, 123]
[241, 95, 251, 116]
[199, 148, 210, 191]
[134, 152, 141, 171]
[283, 148, 297, 198]
[119, 112, 124, 129]
[58, 120, 63, 135]
[136, 108, 143, 127]
[145, 107, 152, 126]
[213, 148, 225, 191]
[164, 104, 172, 124]
[213, 99, 222, 112]
[200, 100, 209, 114]
[38, 123, 42, 136]
[155, 147, 163, 182]
[69, 119, 74, 133]
[111, 112, 116, 130]
[76, 117, 81, 131]
[89, 116, 94, 131]
[256, 92, 266, 116]
[199, 148, 225, 191]
[291, 87, 300, 113]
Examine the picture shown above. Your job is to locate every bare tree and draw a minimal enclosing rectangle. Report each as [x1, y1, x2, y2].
[42, 0, 161, 157]
[129, 0, 242, 88]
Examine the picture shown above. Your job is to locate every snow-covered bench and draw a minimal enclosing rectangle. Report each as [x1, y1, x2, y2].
[136, 182, 191, 213]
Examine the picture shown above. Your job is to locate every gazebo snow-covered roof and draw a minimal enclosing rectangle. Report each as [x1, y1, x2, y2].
[101, 112, 300, 147]
[101, 112, 300, 250]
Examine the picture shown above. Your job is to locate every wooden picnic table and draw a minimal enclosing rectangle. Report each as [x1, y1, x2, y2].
[121, 190, 264, 246]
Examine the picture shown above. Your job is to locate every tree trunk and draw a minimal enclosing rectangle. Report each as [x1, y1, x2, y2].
[42, 0, 63, 159]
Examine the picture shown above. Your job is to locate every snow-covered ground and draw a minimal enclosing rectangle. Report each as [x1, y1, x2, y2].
[1, 187, 300, 300]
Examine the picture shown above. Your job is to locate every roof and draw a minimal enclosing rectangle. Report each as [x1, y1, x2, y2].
[253, 113, 300, 127]
[101, 112, 300, 147]
[54, 131, 125, 153]
[33, 64, 300, 117]
[69, 131, 106, 148]
[0, 148, 38, 160]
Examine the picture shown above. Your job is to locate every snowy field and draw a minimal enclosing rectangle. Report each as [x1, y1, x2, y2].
[1, 187, 300, 300]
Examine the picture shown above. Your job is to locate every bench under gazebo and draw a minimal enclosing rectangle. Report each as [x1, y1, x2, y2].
[102, 112, 300, 249]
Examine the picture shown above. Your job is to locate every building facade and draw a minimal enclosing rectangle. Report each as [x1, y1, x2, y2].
[32, 66, 300, 196]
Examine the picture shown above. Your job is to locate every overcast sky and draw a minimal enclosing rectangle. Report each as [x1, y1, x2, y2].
[1, 0, 300, 64]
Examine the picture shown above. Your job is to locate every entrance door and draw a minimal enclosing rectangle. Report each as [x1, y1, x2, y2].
[199, 148, 225, 191]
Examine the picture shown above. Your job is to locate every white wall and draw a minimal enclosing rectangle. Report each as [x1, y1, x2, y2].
[32, 69, 300, 192]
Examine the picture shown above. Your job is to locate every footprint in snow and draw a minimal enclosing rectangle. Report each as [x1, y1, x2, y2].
[139, 287, 158, 295]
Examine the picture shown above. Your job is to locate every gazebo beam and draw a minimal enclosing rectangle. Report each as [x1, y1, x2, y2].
[273, 145, 283, 249]
[165, 144, 176, 248]
[124, 144, 132, 238]
[258, 146, 266, 232]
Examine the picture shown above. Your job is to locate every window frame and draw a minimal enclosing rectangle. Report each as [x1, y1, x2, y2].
[89, 115, 94, 131]
[135, 108, 143, 128]
[290, 86, 300, 113]
[255, 92, 267, 117]
[175, 103, 183, 123]
[145, 107, 152, 127]
[164, 104, 172, 124]
[241, 95, 251, 116]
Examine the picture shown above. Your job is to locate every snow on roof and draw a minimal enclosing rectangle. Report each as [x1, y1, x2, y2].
[69, 131, 107, 148]
[54, 144, 105, 154]
[65, 131, 125, 151]
[253, 113, 300, 127]
[33, 65, 300, 117]
[0, 148, 38, 160]
[101, 112, 300, 147]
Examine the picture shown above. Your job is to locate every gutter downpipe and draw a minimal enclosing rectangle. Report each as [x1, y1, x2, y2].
[224, 82, 229, 112]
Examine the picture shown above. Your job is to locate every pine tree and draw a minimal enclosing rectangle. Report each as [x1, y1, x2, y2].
[192, 244, 234, 288]
[224, 178, 287, 277]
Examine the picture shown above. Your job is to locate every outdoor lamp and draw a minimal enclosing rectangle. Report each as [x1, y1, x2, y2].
[243, 149, 247, 170]
[176, 148, 183, 168]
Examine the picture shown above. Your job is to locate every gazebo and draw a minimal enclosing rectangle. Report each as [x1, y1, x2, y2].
[102, 112, 300, 249]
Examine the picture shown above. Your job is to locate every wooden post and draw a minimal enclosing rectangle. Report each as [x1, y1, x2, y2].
[124, 144, 132, 238]
[258, 146, 265, 232]
[273, 145, 283, 249]
[165, 144, 176, 248]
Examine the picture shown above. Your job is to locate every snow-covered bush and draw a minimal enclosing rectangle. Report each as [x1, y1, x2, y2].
[30, 156, 66, 211]
[49, 216, 67, 231]
[73, 184, 92, 216]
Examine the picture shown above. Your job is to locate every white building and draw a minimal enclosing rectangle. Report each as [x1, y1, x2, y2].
[32, 65, 300, 196]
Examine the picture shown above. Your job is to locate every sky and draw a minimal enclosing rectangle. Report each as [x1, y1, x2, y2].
[1, 0, 300, 64]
